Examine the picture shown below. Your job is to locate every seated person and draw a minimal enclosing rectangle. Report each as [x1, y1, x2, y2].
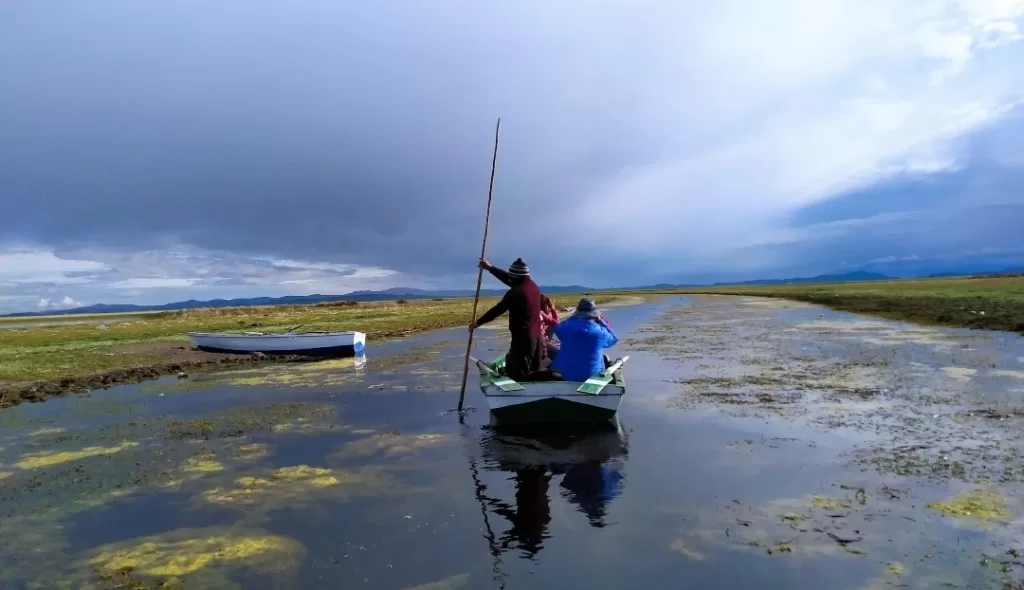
[540, 295, 561, 360]
[551, 298, 619, 382]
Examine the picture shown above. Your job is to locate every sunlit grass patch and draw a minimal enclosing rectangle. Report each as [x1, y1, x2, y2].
[231, 443, 269, 461]
[15, 442, 139, 469]
[181, 455, 225, 474]
[926, 487, 1011, 527]
[83, 526, 304, 588]
[199, 464, 397, 510]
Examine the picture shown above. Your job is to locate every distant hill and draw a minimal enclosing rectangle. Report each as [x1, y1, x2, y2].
[5, 266, 1020, 318]
[708, 270, 894, 287]
[0, 285, 596, 318]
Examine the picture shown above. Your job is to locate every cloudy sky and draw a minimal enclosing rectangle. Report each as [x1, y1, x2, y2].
[2, 0, 1023, 312]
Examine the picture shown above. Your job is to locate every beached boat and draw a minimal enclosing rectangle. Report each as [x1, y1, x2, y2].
[472, 355, 629, 425]
[187, 329, 366, 357]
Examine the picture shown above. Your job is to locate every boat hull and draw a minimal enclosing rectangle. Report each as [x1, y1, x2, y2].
[187, 331, 366, 357]
[488, 395, 621, 425]
[479, 361, 626, 426]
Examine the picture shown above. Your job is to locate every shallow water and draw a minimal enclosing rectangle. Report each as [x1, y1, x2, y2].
[2, 296, 1024, 589]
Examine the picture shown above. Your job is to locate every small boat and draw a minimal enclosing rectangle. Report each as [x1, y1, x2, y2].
[187, 329, 366, 357]
[472, 355, 629, 425]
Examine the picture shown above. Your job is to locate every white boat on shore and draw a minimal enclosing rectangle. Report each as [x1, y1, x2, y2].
[187, 329, 366, 357]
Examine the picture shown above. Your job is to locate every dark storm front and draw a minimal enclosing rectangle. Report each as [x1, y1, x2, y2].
[2, 296, 1024, 589]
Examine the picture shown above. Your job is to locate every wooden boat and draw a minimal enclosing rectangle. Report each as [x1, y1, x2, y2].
[472, 355, 629, 425]
[187, 329, 366, 357]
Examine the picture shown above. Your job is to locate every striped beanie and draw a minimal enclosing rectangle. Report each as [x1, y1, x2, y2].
[508, 258, 530, 279]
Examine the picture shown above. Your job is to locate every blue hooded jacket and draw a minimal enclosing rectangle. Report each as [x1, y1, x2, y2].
[551, 317, 619, 382]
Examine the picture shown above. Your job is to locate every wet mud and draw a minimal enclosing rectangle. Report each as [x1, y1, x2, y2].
[1, 295, 1023, 588]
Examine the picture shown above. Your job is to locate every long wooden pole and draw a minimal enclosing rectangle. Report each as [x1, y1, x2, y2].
[457, 117, 501, 413]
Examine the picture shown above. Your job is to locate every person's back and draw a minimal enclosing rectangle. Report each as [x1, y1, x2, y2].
[551, 298, 618, 382]
[470, 257, 545, 379]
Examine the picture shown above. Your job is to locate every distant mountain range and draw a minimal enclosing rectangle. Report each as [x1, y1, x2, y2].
[0, 284, 592, 317]
[3, 267, 1021, 318]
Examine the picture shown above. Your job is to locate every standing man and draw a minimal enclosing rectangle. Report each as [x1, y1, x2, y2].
[469, 257, 546, 380]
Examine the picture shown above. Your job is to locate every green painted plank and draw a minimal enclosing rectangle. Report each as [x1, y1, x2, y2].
[471, 356, 525, 392]
[577, 355, 630, 395]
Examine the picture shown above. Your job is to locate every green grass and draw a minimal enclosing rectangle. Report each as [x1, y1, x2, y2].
[653, 276, 1024, 333]
[0, 293, 627, 397]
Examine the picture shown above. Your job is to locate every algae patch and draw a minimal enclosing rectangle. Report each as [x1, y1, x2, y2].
[200, 464, 396, 511]
[926, 488, 1011, 525]
[333, 432, 451, 459]
[15, 442, 139, 469]
[83, 526, 304, 588]
[181, 455, 225, 474]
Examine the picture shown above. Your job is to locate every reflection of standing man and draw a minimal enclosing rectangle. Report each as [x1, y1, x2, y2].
[469, 257, 546, 380]
[493, 467, 552, 557]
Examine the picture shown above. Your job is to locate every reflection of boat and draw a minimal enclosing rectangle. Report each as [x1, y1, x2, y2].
[465, 421, 629, 563]
[473, 356, 629, 425]
[187, 330, 366, 357]
[478, 420, 629, 471]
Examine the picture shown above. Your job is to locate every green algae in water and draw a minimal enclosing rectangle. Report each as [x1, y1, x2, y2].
[926, 488, 1011, 525]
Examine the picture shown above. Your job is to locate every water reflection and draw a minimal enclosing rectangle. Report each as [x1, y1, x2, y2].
[465, 420, 629, 566]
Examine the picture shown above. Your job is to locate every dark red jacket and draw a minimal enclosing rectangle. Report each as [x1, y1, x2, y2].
[476, 267, 543, 338]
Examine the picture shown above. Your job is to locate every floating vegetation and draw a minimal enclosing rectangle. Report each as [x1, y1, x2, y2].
[232, 443, 269, 461]
[14, 442, 139, 469]
[333, 432, 451, 459]
[167, 403, 337, 440]
[887, 562, 907, 577]
[181, 455, 225, 474]
[199, 464, 397, 512]
[82, 526, 304, 589]
[926, 488, 1011, 526]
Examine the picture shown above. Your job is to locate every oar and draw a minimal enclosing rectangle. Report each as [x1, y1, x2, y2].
[577, 355, 630, 395]
[458, 117, 502, 413]
[469, 356, 524, 393]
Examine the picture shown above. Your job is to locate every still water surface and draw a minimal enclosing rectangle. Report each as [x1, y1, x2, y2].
[2, 296, 1024, 589]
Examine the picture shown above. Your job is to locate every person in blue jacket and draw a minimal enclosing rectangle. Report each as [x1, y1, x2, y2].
[551, 297, 618, 382]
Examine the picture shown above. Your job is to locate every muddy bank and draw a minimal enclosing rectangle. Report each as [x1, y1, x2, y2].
[0, 295, 639, 410]
[0, 319, 501, 409]
[0, 345, 306, 409]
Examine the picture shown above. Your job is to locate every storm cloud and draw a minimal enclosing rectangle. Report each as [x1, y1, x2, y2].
[1, 0, 1023, 311]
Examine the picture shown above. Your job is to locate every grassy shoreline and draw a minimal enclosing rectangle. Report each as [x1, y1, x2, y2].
[657, 275, 1024, 333]
[3, 275, 1021, 408]
[0, 294, 629, 408]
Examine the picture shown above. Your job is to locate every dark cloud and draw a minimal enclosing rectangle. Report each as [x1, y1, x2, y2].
[2, 0, 1024, 303]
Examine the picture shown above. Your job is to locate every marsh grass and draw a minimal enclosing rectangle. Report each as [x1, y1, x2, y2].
[650, 276, 1024, 333]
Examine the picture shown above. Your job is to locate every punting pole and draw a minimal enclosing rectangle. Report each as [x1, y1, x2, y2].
[457, 117, 501, 413]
